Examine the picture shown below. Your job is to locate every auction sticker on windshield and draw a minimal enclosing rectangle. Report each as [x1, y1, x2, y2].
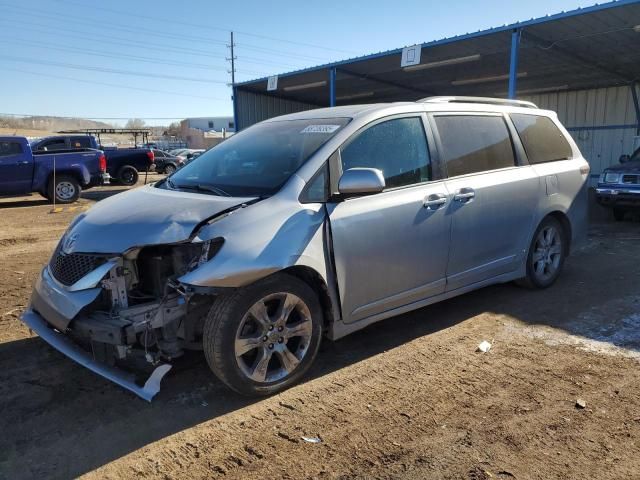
[300, 125, 341, 134]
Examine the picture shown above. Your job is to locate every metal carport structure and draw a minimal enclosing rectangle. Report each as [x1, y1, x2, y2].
[233, 0, 640, 179]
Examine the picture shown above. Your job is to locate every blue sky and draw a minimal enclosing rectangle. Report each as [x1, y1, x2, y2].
[0, 0, 597, 124]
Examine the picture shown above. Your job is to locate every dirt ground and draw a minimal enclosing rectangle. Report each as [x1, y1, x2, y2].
[1, 180, 639, 480]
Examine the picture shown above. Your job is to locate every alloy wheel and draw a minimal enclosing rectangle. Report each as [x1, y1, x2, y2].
[532, 225, 563, 282]
[234, 292, 313, 383]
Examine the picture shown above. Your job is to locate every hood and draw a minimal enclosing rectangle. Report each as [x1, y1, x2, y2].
[65, 185, 256, 253]
[604, 160, 640, 173]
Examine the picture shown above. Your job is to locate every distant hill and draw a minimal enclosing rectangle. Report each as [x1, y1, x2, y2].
[0, 115, 114, 133]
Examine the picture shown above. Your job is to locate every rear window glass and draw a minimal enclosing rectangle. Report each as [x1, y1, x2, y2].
[0, 141, 23, 157]
[510, 114, 573, 164]
[71, 137, 92, 149]
[434, 115, 516, 177]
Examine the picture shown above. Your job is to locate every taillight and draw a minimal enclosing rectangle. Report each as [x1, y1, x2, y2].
[147, 150, 155, 164]
[99, 153, 106, 173]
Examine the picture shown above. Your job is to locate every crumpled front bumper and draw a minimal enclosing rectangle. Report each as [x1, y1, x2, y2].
[21, 309, 171, 401]
[22, 267, 172, 401]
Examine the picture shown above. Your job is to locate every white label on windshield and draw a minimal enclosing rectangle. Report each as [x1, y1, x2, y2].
[300, 125, 341, 134]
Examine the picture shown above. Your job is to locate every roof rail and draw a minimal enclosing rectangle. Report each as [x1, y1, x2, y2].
[418, 96, 538, 109]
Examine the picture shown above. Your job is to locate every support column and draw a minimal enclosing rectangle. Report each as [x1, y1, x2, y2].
[631, 82, 640, 135]
[232, 86, 239, 132]
[329, 67, 336, 107]
[508, 29, 521, 99]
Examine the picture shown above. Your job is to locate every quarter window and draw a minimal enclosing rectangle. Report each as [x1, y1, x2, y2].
[0, 141, 23, 157]
[340, 117, 431, 189]
[434, 115, 516, 177]
[511, 114, 573, 164]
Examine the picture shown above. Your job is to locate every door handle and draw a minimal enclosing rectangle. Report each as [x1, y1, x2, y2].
[19, 160, 30, 165]
[423, 193, 447, 209]
[454, 188, 475, 202]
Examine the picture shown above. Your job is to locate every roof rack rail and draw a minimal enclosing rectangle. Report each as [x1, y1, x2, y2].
[418, 96, 538, 109]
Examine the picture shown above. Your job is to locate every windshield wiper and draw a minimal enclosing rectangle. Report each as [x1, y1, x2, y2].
[174, 183, 231, 197]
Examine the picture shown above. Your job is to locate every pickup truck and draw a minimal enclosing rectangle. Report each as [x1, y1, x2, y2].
[596, 148, 640, 220]
[0, 136, 108, 203]
[30, 135, 154, 185]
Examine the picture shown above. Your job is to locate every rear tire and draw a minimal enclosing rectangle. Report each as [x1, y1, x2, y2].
[164, 164, 177, 175]
[517, 216, 566, 289]
[203, 273, 323, 396]
[47, 175, 80, 204]
[613, 208, 626, 222]
[118, 166, 138, 185]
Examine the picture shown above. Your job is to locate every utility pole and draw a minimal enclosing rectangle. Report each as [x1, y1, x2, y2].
[227, 31, 236, 86]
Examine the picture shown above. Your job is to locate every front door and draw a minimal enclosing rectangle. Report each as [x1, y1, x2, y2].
[430, 113, 539, 291]
[328, 115, 451, 324]
[0, 140, 32, 195]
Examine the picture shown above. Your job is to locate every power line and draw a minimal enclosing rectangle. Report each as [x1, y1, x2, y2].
[1, 4, 340, 64]
[0, 54, 230, 84]
[50, 0, 359, 55]
[0, 3, 231, 48]
[0, 18, 228, 60]
[0, 37, 269, 76]
[0, 17, 322, 70]
[1, 67, 226, 100]
[0, 113, 196, 120]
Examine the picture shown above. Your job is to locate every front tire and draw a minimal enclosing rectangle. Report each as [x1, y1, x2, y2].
[203, 273, 323, 396]
[164, 163, 177, 175]
[517, 216, 566, 289]
[47, 174, 80, 204]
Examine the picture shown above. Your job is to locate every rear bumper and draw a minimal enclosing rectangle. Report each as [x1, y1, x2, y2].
[596, 187, 640, 208]
[21, 309, 171, 401]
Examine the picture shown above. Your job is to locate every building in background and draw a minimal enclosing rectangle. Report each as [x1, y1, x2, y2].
[180, 116, 235, 149]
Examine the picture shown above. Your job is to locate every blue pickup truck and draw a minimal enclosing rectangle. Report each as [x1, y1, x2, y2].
[31, 135, 154, 185]
[596, 148, 640, 220]
[0, 136, 108, 203]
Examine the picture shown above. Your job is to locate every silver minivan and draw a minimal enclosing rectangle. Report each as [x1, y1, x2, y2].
[21, 97, 589, 400]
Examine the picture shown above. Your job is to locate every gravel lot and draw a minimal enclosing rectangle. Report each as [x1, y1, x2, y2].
[1, 179, 639, 480]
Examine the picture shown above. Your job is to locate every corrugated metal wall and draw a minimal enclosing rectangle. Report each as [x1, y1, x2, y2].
[523, 86, 639, 184]
[235, 89, 316, 131]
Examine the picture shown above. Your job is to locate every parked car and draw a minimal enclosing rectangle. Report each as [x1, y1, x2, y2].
[31, 135, 154, 186]
[152, 149, 185, 174]
[0, 136, 108, 203]
[21, 97, 589, 400]
[596, 148, 640, 220]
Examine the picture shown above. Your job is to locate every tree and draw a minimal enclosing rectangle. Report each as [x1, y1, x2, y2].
[125, 118, 146, 129]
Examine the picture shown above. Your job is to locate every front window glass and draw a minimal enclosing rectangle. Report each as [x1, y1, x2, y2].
[165, 118, 349, 197]
[340, 117, 431, 188]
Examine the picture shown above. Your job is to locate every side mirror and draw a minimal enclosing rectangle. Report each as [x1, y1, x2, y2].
[619, 154, 631, 164]
[338, 168, 385, 196]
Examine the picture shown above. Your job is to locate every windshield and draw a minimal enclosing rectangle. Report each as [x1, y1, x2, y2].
[163, 118, 350, 197]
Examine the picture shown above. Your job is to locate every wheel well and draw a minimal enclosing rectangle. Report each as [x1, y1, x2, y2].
[46, 170, 83, 188]
[546, 211, 572, 255]
[281, 266, 335, 331]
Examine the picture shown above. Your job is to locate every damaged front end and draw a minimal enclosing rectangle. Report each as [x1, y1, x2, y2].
[23, 235, 224, 401]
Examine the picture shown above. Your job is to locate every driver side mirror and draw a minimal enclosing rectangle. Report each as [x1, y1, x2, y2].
[338, 168, 385, 196]
[619, 154, 631, 164]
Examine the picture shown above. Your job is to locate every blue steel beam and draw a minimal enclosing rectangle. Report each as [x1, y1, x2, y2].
[508, 29, 521, 99]
[631, 82, 640, 135]
[329, 67, 336, 107]
[232, 86, 239, 131]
